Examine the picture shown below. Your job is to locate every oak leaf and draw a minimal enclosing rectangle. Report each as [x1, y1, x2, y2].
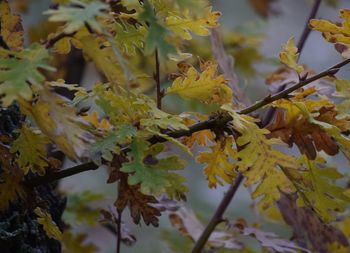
[20, 87, 96, 161]
[165, 7, 221, 40]
[115, 171, 162, 227]
[223, 104, 299, 210]
[196, 136, 236, 188]
[121, 139, 187, 198]
[279, 37, 304, 74]
[0, 0, 23, 51]
[44, 0, 108, 34]
[167, 61, 232, 104]
[310, 9, 350, 58]
[294, 156, 350, 222]
[35, 207, 62, 241]
[0, 44, 55, 106]
[11, 125, 50, 175]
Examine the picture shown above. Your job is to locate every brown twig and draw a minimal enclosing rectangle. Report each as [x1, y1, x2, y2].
[191, 1, 325, 252]
[117, 211, 122, 253]
[191, 174, 244, 253]
[297, 0, 322, 56]
[25, 57, 350, 186]
[154, 49, 162, 109]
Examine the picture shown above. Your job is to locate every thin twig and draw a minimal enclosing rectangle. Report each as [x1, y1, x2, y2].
[191, 2, 324, 252]
[191, 174, 244, 253]
[297, 0, 322, 56]
[117, 211, 122, 253]
[25, 57, 350, 186]
[155, 49, 162, 109]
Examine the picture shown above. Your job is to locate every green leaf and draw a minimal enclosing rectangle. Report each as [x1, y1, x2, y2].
[114, 23, 147, 55]
[0, 43, 55, 106]
[120, 138, 187, 199]
[89, 124, 137, 164]
[44, 0, 108, 33]
[139, 0, 176, 58]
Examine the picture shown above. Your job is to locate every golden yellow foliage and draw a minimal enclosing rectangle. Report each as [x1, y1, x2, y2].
[167, 61, 232, 104]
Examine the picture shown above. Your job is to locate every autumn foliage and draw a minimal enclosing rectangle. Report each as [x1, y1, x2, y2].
[1, 0, 350, 253]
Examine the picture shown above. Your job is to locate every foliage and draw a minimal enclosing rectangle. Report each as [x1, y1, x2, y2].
[1, 0, 350, 253]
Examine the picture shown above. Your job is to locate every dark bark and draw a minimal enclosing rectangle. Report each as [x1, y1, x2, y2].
[0, 105, 66, 253]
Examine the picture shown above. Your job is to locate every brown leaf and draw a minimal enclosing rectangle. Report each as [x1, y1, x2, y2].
[267, 105, 344, 160]
[278, 193, 348, 253]
[114, 172, 161, 227]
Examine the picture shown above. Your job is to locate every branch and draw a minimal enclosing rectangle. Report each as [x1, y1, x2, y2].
[117, 211, 122, 253]
[154, 49, 162, 109]
[191, 173, 244, 253]
[25, 57, 350, 186]
[191, 2, 326, 252]
[297, 0, 321, 56]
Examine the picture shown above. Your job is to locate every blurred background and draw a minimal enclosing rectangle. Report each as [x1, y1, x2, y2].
[13, 0, 350, 252]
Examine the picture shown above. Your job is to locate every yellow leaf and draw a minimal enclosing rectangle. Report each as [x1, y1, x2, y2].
[279, 37, 304, 74]
[166, 8, 221, 40]
[0, 0, 23, 51]
[80, 35, 125, 87]
[167, 61, 232, 104]
[35, 207, 62, 241]
[20, 87, 96, 161]
[83, 111, 112, 131]
[310, 9, 350, 58]
[10, 125, 50, 175]
[196, 136, 236, 188]
[222, 104, 299, 209]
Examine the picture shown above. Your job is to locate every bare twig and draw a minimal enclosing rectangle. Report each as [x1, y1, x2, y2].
[154, 49, 162, 109]
[117, 211, 122, 253]
[191, 174, 244, 253]
[191, 1, 325, 252]
[297, 0, 322, 56]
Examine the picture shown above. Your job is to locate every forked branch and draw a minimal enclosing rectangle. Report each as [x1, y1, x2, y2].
[26, 57, 350, 187]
